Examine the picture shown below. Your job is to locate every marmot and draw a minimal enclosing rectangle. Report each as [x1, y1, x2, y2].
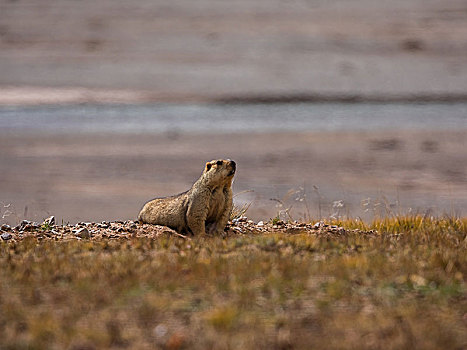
[138, 159, 236, 235]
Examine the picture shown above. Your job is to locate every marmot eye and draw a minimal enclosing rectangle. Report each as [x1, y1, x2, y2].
[216, 160, 223, 166]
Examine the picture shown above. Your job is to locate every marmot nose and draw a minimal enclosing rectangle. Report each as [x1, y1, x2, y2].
[229, 160, 236, 169]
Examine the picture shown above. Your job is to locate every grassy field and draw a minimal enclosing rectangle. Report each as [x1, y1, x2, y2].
[1, 216, 466, 349]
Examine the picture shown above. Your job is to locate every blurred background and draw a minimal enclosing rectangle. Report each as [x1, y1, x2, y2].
[0, 0, 466, 224]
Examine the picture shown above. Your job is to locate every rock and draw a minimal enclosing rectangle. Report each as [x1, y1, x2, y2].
[19, 220, 32, 230]
[1, 232, 12, 241]
[74, 227, 91, 239]
[233, 227, 243, 233]
[17, 220, 40, 231]
[22, 224, 34, 232]
[42, 216, 55, 227]
[1, 224, 11, 231]
[257, 221, 264, 227]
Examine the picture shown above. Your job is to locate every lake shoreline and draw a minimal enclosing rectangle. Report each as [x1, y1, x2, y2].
[3, 86, 467, 107]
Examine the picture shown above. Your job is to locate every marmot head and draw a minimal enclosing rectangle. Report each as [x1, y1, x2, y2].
[202, 159, 236, 187]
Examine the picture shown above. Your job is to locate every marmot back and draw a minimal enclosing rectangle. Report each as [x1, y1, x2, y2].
[138, 159, 236, 235]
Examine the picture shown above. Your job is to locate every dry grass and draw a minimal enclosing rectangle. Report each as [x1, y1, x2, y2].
[1, 216, 466, 349]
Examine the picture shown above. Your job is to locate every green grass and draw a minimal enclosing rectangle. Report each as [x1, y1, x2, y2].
[1, 216, 466, 349]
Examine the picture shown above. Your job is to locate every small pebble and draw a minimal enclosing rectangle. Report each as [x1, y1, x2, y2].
[1, 224, 11, 231]
[1, 232, 12, 241]
[257, 221, 264, 227]
[74, 227, 90, 238]
[18, 220, 32, 231]
[42, 216, 55, 227]
[22, 224, 34, 232]
[154, 324, 168, 338]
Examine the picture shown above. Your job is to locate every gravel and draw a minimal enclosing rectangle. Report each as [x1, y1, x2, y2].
[0, 218, 374, 243]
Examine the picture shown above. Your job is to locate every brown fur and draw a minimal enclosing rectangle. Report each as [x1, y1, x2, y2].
[138, 159, 235, 235]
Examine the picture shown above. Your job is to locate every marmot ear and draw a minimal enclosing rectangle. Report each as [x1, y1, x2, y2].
[205, 162, 212, 171]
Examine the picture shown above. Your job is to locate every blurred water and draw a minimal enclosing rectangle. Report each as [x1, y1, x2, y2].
[0, 102, 466, 134]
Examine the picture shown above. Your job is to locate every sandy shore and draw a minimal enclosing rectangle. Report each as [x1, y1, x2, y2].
[1, 130, 465, 225]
